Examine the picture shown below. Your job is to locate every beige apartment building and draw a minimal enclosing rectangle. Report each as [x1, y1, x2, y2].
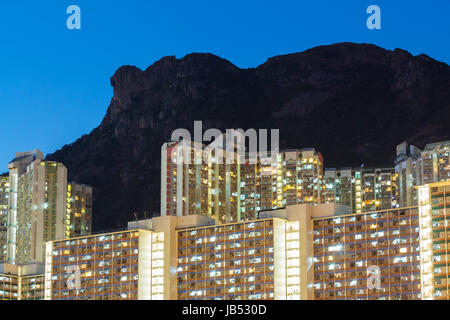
[0, 175, 9, 262]
[417, 181, 450, 300]
[6, 149, 92, 265]
[7, 150, 67, 264]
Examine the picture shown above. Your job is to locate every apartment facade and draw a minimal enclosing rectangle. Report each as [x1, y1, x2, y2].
[45, 215, 214, 300]
[45, 229, 165, 300]
[395, 142, 424, 207]
[239, 149, 324, 220]
[324, 168, 399, 214]
[65, 182, 93, 238]
[161, 140, 324, 224]
[0, 175, 9, 262]
[176, 204, 424, 301]
[6, 149, 92, 265]
[176, 218, 283, 300]
[161, 140, 241, 224]
[417, 181, 450, 300]
[7, 150, 67, 264]
[312, 207, 421, 300]
[239, 153, 280, 221]
[422, 141, 450, 184]
[280, 149, 324, 206]
[175, 204, 348, 300]
[395, 141, 450, 208]
[38, 198, 450, 300]
[0, 263, 45, 300]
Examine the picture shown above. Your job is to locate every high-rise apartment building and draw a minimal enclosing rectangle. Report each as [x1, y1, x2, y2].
[162, 139, 450, 225]
[161, 140, 324, 224]
[421, 141, 450, 183]
[324, 168, 357, 210]
[7, 150, 67, 264]
[395, 141, 450, 208]
[0, 175, 9, 262]
[177, 218, 282, 300]
[324, 168, 399, 213]
[45, 229, 164, 300]
[417, 181, 450, 300]
[395, 142, 423, 207]
[161, 140, 241, 224]
[0, 263, 45, 300]
[176, 204, 422, 300]
[65, 182, 92, 238]
[6, 149, 92, 265]
[280, 149, 324, 206]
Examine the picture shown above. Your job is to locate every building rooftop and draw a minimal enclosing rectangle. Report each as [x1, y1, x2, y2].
[423, 140, 450, 151]
[9, 149, 44, 164]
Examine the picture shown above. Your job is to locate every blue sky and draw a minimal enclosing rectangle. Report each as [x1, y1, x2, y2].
[0, 0, 449, 171]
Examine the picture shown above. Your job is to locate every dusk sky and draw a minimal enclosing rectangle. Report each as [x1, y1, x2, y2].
[0, 0, 449, 171]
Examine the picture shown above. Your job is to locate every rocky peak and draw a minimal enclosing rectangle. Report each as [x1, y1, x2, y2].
[47, 42, 450, 231]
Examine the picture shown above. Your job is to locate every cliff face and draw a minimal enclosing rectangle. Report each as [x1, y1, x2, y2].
[46, 42, 450, 231]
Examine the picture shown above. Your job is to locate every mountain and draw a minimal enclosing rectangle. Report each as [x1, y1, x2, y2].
[46, 42, 450, 231]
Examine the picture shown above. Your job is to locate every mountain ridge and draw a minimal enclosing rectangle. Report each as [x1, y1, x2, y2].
[46, 42, 450, 231]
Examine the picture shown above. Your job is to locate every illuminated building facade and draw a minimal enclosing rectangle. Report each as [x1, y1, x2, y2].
[7, 150, 67, 264]
[161, 140, 241, 224]
[5, 149, 92, 265]
[239, 149, 324, 221]
[163, 139, 449, 225]
[312, 207, 421, 300]
[161, 140, 324, 223]
[395, 141, 450, 208]
[38, 200, 450, 300]
[176, 218, 281, 300]
[417, 181, 450, 300]
[395, 142, 423, 207]
[324, 168, 359, 211]
[176, 204, 425, 301]
[45, 229, 165, 300]
[0, 175, 9, 262]
[421, 141, 450, 183]
[280, 149, 324, 207]
[0, 263, 45, 300]
[45, 215, 213, 300]
[239, 154, 278, 221]
[324, 168, 399, 213]
[65, 182, 92, 238]
[0, 269, 19, 300]
[176, 204, 349, 300]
